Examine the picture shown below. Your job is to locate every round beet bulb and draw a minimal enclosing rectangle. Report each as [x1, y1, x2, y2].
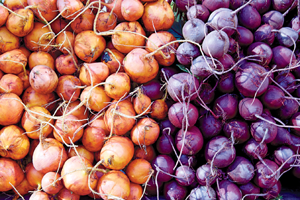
[254, 159, 279, 189]
[152, 155, 175, 183]
[205, 136, 236, 168]
[156, 134, 174, 155]
[243, 138, 268, 160]
[239, 98, 263, 121]
[189, 186, 217, 200]
[217, 72, 235, 93]
[198, 114, 222, 139]
[176, 42, 200, 66]
[261, 85, 285, 110]
[217, 180, 243, 200]
[223, 119, 250, 144]
[213, 93, 238, 120]
[175, 165, 195, 186]
[227, 156, 255, 185]
[196, 164, 219, 186]
[239, 182, 261, 200]
[164, 180, 188, 200]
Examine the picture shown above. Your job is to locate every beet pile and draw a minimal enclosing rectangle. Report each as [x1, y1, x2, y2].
[0, 0, 300, 199]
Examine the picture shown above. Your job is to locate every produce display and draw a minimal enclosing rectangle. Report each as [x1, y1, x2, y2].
[0, 0, 300, 199]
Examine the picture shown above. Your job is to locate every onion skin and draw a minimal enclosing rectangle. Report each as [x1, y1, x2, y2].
[0, 93, 24, 126]
[32, 138, 68, 174]
[97, 170, 131, 200]
[0, 125, 30, 160]
[0, 158, 24, 192]
[61, 156, 98, 196]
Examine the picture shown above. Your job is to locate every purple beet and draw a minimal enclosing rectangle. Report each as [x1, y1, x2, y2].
[274, 146, 295, 169]
[227, 156, 255, 185]
[175, 165, 196, 186]
[218, 54, 236, 71]
[272, 0, 295, 12]
[250, 113, 278, 143]
[202, 30, 230, 58]
[182, 18, 207, 43]
[261, 85, 285, 110]
[145, 177, 163, 196]
[176, 42, 201, 66]
[272, 46, 297, 69]
[244, 138, 268, 160]
[189, 186, 217, 200]
[276, 27, 299, 47]
[262, 10, 284, 29]
[239, 98, 263, 121]
[238, 5, 261, 30]
[168, 102, 199, 129]
[167, 73, 200, 102]
[160, 119, 177, 135]
[237, 26, 254, 46]
[164, 180, 188, 200]
[179, 155, 197, 168]
[196, 164, 219, 186]
[152, 155, 175, 182]
[270, 127, 292, 146]
[254, 24, 275, 45]
[235, 62, 269, 97]
[223, 119, 250, 144]
[250, 0, 271, 14]
[253, 159, 280, 189]
[274, 72, 296, 93]
[198, 114, 222, 139]
[217, 72, 235, 93]
[187, 4, 210, 22]
[205, 136, 236, 168]
[198, 83, 215, 104]
[263, 180, 282, 200]
[156, 134, 174, 155]
[190, 56, 217, 79]
[277, 99, 299, 120]
[239, 182, 261, 200]
[290, 112, 300, 136]
[175, 0, 195, 12]
[160, 67, 180, 82]
[202, 0, 230, 12]
[247, 42, 273, 66]
[141, 80, 163, 100]
[217, 180, 243, 200]
[175, 126, 204, 155]
[212, 93, 238, 120]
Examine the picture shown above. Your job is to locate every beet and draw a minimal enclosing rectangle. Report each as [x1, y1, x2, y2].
[176, 42, 200, 66]
[182, 18, 207, 43]
[160, 119, 177, 135]
[205, 136, 236, 168]
[275, 72, 296, 93]
[141, 80, 164, 100]
[243, 138, 268, 160]
[274, 146, 295, 169]
[271, 46, 296, 69]
[202, 0, 230, 12]
[198, 114, 222, 139]
[235, 62, 269, 97]
[160, 67, 180, 83]
[250, 113, 278, 143]
[202, 30, 229, 58]
[168, 102, 199, 129]
[238, 5, 261, 30]
[167, 73, 200, 102]
[261, 85, 285, 110]
[179, 155, 197, 168]
[263, 180, 282, 199]
[250, 0, 271, 14]
[145, 177, 163, 196]
[198, 83, 215, 104]
[253, 159, 280, 189]
[237, 26, 254, 46]
[223, 119, 250, 144]
[187, 4, 210, 22]
[239, 182, 261, 200]
[212, 93, 238, 120]
[217, 180, 242, 200]
[290, 112, 300, 136]
[175, 126, 204, 155]
[217, 72, 235, 93]
[277, 99, 299, 121]
[239, 98, 263, 121]
[227, 156, 255, 185]
[270, 127, 292, 146]
[190, 56, 216, 79]
[196, 164, 219, 186]
[189, 186, 217, 200]
[247, 42, 273, 66]
[254, 24, 275, 45]
[276, 27, 299, 47]
[175, 165, 195, 186]
[262, 10, 284, 29]
[156, 134, 174, 155]
[164, 180, 188, 200]
[152, 155, 175, 182]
